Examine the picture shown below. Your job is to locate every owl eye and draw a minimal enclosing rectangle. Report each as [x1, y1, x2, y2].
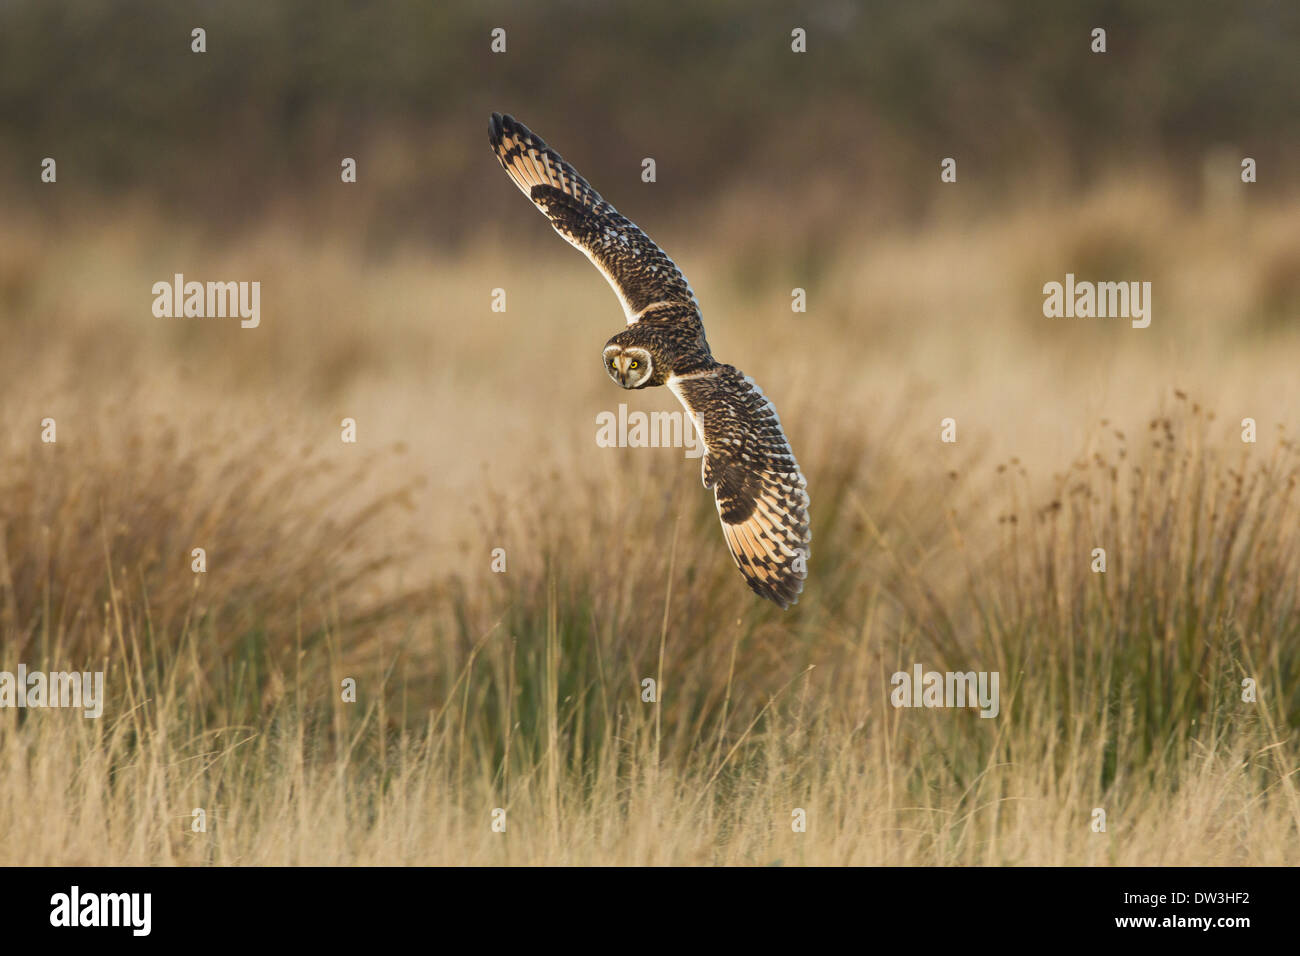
[630, 361, 638, 369]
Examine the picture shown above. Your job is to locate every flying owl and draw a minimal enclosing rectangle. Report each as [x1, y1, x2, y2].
[488, 113, 810, 608]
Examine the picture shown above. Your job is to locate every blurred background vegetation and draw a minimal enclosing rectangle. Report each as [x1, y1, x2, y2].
[1, 0, 1296, 247]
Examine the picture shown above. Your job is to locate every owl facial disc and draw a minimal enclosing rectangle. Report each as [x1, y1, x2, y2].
[604, 345, 653, 389]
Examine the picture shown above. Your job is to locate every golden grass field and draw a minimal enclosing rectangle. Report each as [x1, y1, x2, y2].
[1, 176, 1298, 864]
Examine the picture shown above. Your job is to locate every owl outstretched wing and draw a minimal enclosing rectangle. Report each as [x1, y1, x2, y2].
[489, 112, 699, 324]
[668, 366, 811, 608]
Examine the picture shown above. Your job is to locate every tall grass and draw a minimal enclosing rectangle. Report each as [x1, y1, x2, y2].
[1, 394, 1295, 864]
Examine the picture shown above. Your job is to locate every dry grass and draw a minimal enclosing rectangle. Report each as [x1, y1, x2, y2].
[0, 179, 1297, 864]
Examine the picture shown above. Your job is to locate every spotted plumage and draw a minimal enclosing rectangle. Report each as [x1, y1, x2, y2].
[489, 113, 810, 607]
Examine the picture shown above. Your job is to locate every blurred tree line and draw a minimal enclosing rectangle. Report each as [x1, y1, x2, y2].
[1, 0, 1295, 243]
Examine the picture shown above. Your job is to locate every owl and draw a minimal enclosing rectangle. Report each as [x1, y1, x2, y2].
[489, 113, 810, 608]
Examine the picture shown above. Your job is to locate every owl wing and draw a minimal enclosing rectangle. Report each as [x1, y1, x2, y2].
[489, 113, 700, 324]
[668, 367, 811, 608]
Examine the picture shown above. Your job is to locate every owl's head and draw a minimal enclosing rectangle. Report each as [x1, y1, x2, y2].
[603, 344, 654, 389]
